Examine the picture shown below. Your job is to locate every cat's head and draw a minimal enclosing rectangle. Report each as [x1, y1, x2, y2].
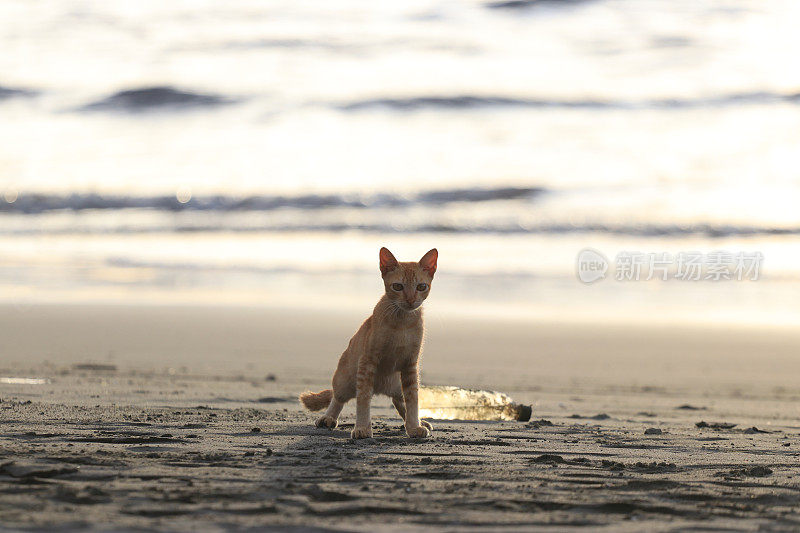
[379, 247, 437, 312]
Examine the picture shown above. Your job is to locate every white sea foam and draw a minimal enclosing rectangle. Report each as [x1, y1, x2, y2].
[0, 377, 50, 385]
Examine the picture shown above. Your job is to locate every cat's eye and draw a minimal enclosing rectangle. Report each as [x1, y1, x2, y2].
[416, 283, 428, 292]
[391, 283, 403, 292]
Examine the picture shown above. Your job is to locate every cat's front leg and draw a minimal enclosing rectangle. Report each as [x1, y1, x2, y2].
[352, 354, 376, 439]
[401, 364, 429, 438]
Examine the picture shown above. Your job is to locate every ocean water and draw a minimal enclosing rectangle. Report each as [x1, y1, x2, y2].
[1, 0, 799, 325]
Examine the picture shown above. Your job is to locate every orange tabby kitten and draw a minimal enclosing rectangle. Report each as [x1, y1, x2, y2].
[300, 247, 437, 439]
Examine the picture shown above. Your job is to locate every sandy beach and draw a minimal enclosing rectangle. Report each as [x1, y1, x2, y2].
[2, 304, 799, 531]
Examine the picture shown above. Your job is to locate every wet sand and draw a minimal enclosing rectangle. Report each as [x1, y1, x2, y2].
[2, 304, 800, 531]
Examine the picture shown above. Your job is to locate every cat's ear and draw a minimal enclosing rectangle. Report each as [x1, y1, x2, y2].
[419, 248, 438, 276]
[379, 247, 399, 276]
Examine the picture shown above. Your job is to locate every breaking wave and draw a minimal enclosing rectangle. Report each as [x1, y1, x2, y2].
[0, 186, 545, 214]
[0, 85, 36, 100]
[0, 218, 795, 238]
[338, 92, 800, 112]
[79, 86, 236, 112]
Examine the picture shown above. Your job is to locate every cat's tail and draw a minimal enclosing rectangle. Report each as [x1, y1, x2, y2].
[299, 389, 333, 411]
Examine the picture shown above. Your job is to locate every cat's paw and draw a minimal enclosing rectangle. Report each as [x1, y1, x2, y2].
[351, 426, 373, 439]
[315, 415, 337, 429]
[406, 425, 430, 439]
[404, 420, 433, 432]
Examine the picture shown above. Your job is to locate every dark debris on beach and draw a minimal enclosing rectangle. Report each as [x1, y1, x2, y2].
[1, 399, 797, 531]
